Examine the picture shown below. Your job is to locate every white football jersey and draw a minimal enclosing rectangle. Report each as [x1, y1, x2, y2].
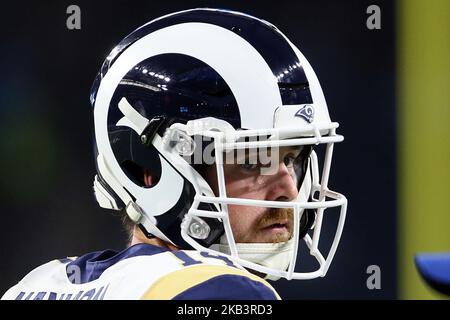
[1, 244, 280, 300]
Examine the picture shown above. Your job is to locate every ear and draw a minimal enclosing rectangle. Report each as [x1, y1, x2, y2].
[143, 169, 155, 187]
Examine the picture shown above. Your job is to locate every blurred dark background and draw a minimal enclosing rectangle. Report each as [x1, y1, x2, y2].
[0, 0, 397, 299]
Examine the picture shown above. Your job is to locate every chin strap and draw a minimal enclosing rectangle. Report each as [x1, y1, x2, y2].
[216, 236, 295, 281]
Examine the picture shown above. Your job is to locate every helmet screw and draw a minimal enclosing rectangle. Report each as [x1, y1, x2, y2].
[141, 135, 148, 144]
[231, 26, 242, 34]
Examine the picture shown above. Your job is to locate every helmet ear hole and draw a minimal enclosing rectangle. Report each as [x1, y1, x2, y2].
[121, 160, 160, 188]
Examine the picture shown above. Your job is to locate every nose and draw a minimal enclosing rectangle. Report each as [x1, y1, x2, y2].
[264, 161, 298, 202]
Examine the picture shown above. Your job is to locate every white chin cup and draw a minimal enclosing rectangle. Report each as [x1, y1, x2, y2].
[216, 235, 295, 281]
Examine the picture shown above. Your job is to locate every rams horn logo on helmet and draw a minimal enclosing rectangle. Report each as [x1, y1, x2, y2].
[295, 104, 315, 123]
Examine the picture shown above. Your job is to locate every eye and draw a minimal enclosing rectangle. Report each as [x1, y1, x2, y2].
[239, 162, 259, 171]
[283, 154, 297, 168]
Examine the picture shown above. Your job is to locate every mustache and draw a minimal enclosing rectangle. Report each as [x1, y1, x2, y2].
[257, 207, 294, 229]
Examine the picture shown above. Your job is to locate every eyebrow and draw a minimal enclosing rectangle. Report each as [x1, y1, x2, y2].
[282, 146, 303, 154]
[284, 146, 302, 152]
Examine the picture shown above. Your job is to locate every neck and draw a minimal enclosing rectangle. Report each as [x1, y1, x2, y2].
[129, 226, 179, 251]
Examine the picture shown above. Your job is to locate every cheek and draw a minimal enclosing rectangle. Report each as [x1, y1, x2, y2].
[227, 205, 250, 238]
[225, 175, 268, 200]
[227, 204, 265, 241]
